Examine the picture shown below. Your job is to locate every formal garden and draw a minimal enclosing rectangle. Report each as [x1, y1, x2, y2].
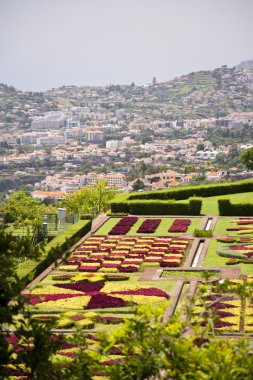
[2, 180, 253, 378]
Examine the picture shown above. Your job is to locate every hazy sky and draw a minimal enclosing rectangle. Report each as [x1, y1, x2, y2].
[0, 0, 253, 91]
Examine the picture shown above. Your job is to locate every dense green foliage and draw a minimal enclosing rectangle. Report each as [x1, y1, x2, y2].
[111, 198, 202, 215]
[194, 229, 213, 237]
[128, 179, 253, 201]
[240, 147, 253, 170]
[22, 219, 92, 283]
[0, 191, 46, 228]
[218, 198, 253, 216]
[60, 180, 117, 216]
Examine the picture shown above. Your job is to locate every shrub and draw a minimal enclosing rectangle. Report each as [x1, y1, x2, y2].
[110, 199, 202, 216]
[22, 219, 92, 283]
[218, 199, 253, 216]
[194, 229, 213, 237]
[128, 179, 253, 201]
[216, 247, 247, 259]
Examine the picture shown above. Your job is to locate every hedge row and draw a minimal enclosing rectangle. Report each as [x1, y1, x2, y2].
[218, 199, 253, 216]
[110, 198, 202, 215]
[128, 180, 253, 201]
[216, 246, 247, 259]
[22, 219, 92, 284]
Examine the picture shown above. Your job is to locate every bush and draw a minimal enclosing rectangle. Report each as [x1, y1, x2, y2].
[194, 229, 213, 237]
[128, 180, 253, 201]
[110, 198, 202, 216]
[218, 199, 253, 216]
[22, 219, 92, 283]
[216, 247, 247, 259]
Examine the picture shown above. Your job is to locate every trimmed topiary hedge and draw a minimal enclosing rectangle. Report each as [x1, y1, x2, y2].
[22, 219, 92, 284]
[218, 199, 253, 216]
[216, 246, 247, 259]
[110, 198, 202, 215]
[128, 180, 253, 201]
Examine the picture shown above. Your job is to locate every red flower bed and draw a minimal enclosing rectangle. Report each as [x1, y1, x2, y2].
[53, 281, 104, 293]
[109, 217, 138, 235]
[87, 293, 128, 309]
[137, 219, 161, 233]
[23, 293, 83, 305]
[168, 219, 191, 233]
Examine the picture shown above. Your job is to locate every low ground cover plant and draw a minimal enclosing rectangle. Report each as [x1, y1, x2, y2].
[108, 216, 138, 235]
[58, 235, 191, 272]
[226, 217, 253, 235]
[24, 272, 171, 329]
[217, 243, 253, 265]
[168, 218, 191, 233]
[191, 279, 253, 333]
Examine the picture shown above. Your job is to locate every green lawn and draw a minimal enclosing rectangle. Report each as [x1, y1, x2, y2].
[203, 239, 253, 275]
[95, 217, 202, 236]
[112, 190, 253, 217]
[161, 270, 220, 279]
[200, 192, 253, 215]
[214, 217, 253, 236]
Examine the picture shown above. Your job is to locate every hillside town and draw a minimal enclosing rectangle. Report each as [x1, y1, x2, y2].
[1, 63, 253, 198]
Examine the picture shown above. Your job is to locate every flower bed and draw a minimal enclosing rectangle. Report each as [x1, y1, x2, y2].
[108, 216, 138, 235]
[192, 279, 253, 334]
[57, 235, 191, 272]
[226, 218, 253, 235]
[25, 272, 170, 324]
[168, 219, 191, 233]
[137, 219, 161, 233]
[217, 243, 253, 264]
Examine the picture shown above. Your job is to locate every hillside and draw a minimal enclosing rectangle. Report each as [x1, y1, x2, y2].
[1, 60, 253, 128]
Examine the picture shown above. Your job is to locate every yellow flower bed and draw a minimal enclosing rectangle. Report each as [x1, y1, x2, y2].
[36, 296, 91, 310]
[31, 285, 82, 295]
[119, 295, 166, 305]
[59, 265, 79, 271]
[102, 283, 143, 293]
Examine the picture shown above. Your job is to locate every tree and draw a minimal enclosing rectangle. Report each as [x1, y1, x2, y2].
[0, 228, 65, 379]
[132, 179, 145, 191]
[0, 191, 45, 229]
[61, 180, 117, 217]
[139, 161, 147, 178]
[240, 147, 253, 170]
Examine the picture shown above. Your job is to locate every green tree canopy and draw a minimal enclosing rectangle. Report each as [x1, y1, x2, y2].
[0, 191, 46, 228]
[240, 147, 253, 170]
[61, 180, 117, 216]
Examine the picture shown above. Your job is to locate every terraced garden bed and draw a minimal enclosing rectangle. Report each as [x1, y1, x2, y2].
[24, 272, 175, 331]
[57, 235, 192, 272]
[191, 278, 253, 334]
[96, 217, 202, 236]
[214, 217, 253, 236]
[161, 269, 220, 279]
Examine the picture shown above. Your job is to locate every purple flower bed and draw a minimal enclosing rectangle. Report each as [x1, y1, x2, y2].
[87, 293, 128, 309]
[24, 293, 83, 305]
[137, 219, 161, 233]
[109, 217, 138, 235]
[168, 219, 191, 233]
[54, 281, 105, 293]
[111, 287, 169, 298]
[79, 266, 99, 272]
[97, 316, 124, 325]
[118, 265, 139, 272]
[160, 261, 180, 267]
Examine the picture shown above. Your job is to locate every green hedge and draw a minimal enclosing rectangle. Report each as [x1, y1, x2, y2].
[22, 219, 92, 284]
[218, 199, 253, 216]
[110, 198, 202, 215]
[128, 180, 253, 201]
[216, 246, 247, 259]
